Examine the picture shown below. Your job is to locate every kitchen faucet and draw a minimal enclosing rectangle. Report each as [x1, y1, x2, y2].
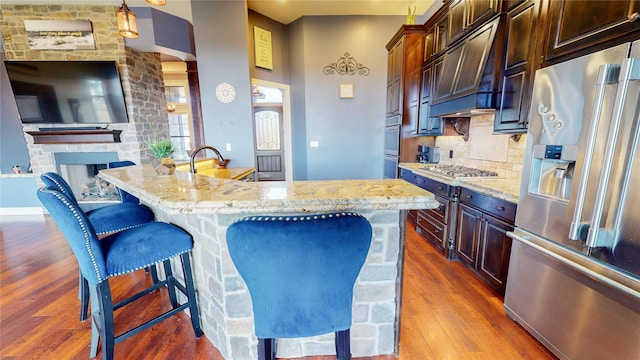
[190, 145, 226, 173]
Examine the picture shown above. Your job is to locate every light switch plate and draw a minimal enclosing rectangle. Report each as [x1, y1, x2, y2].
[310, 141, 319, 148]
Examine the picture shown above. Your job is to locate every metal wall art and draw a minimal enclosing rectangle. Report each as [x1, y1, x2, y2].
[323, 52, 370, 76]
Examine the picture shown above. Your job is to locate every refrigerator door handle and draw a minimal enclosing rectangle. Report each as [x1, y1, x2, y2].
[586, 58, 640, 248]
[568, 64, 620, 240]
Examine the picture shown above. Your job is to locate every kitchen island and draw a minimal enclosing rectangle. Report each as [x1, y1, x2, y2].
[99, 164, 438, 359]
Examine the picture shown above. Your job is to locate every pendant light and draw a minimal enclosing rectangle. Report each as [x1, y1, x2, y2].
[117, 0, 138, 39]
[146, 0, 167, 5]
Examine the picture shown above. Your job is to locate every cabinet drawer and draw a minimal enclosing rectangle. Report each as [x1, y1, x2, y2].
[424, 193, 449, 223]
[416, 210, 447, 250]
[400, 168, 418, 184]
[415, 175, 451, 198]
[459, 187, 516, 223]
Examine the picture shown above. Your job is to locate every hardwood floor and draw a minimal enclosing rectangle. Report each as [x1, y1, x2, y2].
[0, 214, 556, 359]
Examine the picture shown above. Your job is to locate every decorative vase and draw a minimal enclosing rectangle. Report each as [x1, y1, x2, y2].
[153, 157, 176, 175]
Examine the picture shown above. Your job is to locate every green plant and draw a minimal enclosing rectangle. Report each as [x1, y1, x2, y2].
[147, 138, 176, 159]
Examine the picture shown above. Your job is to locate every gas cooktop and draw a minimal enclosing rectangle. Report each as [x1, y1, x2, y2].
[420, 165, 499, 178]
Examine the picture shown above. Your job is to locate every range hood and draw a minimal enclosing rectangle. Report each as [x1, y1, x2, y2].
[430, 15, 505, 118]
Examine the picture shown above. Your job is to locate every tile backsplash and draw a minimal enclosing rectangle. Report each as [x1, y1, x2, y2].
[435, 114, 526, 179]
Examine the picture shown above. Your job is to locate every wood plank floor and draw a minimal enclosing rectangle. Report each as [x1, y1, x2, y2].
[0, 214, 556, 359]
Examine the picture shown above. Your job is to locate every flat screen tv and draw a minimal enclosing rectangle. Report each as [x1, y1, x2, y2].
[4, 60, 128, 125]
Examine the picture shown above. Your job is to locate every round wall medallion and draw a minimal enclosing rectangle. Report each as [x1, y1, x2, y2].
[215, 82, 236, 103]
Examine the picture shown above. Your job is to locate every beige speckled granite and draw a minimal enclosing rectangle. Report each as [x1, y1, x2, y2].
[399, 162, 521, 203]
[175, 159, 255, 180]
[99, 164, 439, 215]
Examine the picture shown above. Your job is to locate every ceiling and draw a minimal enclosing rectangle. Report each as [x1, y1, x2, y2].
[246, 0, 437, 25]
[4, 0, 438, 25]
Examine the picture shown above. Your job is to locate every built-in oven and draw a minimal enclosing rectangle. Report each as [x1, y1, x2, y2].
[383, 155, 399, 179]
[383, 116, 400, 178]
[384, 124, 400, 157]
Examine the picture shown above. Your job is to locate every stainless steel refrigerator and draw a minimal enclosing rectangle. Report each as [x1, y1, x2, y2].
[505, 41, 640, 360]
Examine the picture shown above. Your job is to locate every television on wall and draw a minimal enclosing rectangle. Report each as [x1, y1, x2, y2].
[4, 60, 129, 125]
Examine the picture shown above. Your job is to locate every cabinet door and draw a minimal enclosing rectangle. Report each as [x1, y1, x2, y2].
[478, 214, 513, 294]
[418, 65, 432, 134]
[468, 0, 501, 30]
[434, 15, 449, 55]
[456, 203, 482, 267]
[424, 28, 435, 61]
[448, 0, 467, 44]
[496, 0, 538, 133]
[545, 0, 640, 60]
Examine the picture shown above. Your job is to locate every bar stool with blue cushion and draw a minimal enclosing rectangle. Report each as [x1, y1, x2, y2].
[41, 171, 155, 321]
[40, 172, 154, 235]
[107, 161, 140, 204]
[226, 212, 372, 360]
[37, 186, 202, 360]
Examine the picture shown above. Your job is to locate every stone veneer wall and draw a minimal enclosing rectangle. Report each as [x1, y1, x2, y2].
[154, 209, 404, 359]
[435, 114, 527, 179]
[0, 5, 169, 179]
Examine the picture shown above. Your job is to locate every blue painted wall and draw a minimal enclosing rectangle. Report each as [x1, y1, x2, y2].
[191, 1, 256, 168]
[192, 4, 404, 180]
[289, 16, 404, 180]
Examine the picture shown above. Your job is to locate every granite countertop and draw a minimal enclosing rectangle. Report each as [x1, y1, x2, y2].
[175, 159, 255, 180]
[399, 163, 521, 204]
[99, 164, 439, 215]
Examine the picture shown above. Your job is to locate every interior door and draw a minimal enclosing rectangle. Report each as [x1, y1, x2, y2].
[254, 105, 285, 181]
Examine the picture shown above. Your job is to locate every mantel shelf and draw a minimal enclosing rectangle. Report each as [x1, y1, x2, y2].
[26, 129, 122, 144]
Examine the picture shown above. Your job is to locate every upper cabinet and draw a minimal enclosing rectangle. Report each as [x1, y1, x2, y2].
[386, 38, 405, 117]
[495, 0, 541, 133]
[448, 0, 502, 44]
[544, 0, 640, 61]
[385, 26, 425, 156]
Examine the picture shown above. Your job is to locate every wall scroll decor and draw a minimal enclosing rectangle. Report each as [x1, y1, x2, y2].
[323, 52, 370, 76]
[24, 20, 95, 49]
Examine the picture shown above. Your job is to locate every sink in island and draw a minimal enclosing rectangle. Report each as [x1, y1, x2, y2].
[98, 164, 438, 359]
[175, 158, 256, 181]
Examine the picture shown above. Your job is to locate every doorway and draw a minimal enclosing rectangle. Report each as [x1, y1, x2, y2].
[251, 79, 292, 181]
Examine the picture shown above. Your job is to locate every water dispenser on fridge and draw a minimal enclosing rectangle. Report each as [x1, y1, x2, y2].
[528, 144, 577, 201]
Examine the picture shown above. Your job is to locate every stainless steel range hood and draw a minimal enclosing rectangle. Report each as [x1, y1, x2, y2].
[430, 15, 505, 118]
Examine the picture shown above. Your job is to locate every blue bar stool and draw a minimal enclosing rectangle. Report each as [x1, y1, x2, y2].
[37, 186, 202, 360]
[226, 212, 372, 360]
[40, 172, 155, 321]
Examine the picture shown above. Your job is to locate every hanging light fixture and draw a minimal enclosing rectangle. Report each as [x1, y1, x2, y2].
[146, 0, 167, 5]
[117, 0, 138, 39]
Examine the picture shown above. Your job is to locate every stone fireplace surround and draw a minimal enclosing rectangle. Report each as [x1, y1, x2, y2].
[1, 4, 172, 189]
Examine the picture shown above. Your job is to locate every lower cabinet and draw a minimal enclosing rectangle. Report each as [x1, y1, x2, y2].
[455, 188, 515, 295]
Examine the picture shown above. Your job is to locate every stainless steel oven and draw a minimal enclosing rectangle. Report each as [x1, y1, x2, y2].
[383, 155, 399, 179]
[383, 124, 400, 178]
[384, 124, 400, 157]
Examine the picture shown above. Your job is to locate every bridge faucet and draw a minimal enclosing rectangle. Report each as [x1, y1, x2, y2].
[190, 145, 226, 173]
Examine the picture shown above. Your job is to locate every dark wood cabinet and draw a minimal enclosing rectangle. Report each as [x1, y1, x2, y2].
[386, 38, 405, 117]
[495, 0, 540, 133]
[448, 0, 502, 45]
[400, 169, 455, 257]
[455, 187, 516, 295]
[544, 0, 640, 61]
[418, 62, 444, 136]
[433, 16, 503, 104]
[386, 25, 425, 159]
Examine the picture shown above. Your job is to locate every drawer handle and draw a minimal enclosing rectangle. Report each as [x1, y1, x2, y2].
[465, 195, 472, 199]
[437, 186, 444, 190]
[497, 206, 505, 211]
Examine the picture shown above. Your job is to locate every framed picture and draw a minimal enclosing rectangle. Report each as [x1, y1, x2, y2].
[339, 83, 354, 98]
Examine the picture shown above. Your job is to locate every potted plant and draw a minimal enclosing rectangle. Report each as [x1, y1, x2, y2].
[147, 137, 176, 175]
